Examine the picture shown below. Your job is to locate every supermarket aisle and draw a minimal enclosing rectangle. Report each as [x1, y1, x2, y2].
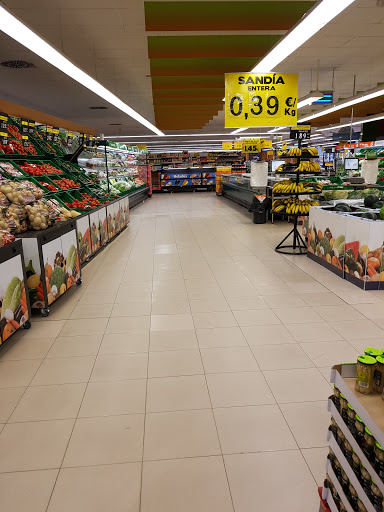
[1, 193, 384, 512]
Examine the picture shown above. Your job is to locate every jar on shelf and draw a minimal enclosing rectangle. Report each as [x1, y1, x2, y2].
[340, 392, 349, 422]
[330, 416, 338, 438]
[352, 451, 362, 481]
[375, 356, 384, 394]
[357, 499, 367, 512]
[356, 355, 376, 394]
[364, 427, 376, 463]
[348, 403, 357, 436]
[371, 480, 383, 512]
[341, 467, 350, 496]
[356, 414, 365, 448]
[365, 348, 383, 358]
[375, 442, 384, 483]
[334, 385, 341, 412]
[328, 446, 336, 465]
[361, 463, 373, 500]
[339, 500, 348, 512]
[337, 426, 345, 449]
[344, 438, 354, 466]
[334, 457, 343, 479]
[349, 483, 359, 511]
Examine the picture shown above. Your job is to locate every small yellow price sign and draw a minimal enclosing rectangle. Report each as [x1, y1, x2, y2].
[233, 141, 242, 149]
[261, 140, 272, 149]
[242, 138, 260, 153]
[222, 142, 233, 150]
[282, 142, 287, 151]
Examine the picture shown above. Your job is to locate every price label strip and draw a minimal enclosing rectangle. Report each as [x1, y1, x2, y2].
[225, 73, 298, 128]
[242, 138, 261, 153]
[290, 124, 311, 140]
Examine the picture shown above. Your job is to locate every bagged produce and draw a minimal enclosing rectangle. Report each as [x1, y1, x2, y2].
[25, 204, 50, 230]
[0, 214, 16, 234]
[0, 181, 35, 204]
[0, 191, 9, 207]
[35, 199, 57, 226]
[22, 180, 44, 199]
[0, 162, 23, 177]
[6, 203, 28, 233]
[0, 230, 15, 246]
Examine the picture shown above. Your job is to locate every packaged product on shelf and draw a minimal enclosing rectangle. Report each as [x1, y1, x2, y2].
[0, 191, 9, 207]
[334, 457, 342, 479]
[25, 203, 50, 230]
[340, 392, 349, 423]
[35, 199, 57, 226]
[344, 437, 354, 465]
[349, 482, 359, 510]
[375, 442, 384, 483]
[348, 403, 357, 436]
[6, 203, 28, 233]
[374, 356, 384, 393]
[0, 162, 23, 177]
[371, 480, 383, 511]
[358, 498, 368, 512]
[356, 414, 366, 448]
[0, 215, 16, 233]
[330, 416, 338, 437]
[337, 425, 345, 448]
[334, 385, 341, 412]
[352, 450, 361, 480]
[22, 180, 44, 199]
[0, 181, 35, 205]
[360, 462, 373, 500]
[364, 427, 376, 463]
[356, 355, 376, 394]
[365, 348, 383, 358]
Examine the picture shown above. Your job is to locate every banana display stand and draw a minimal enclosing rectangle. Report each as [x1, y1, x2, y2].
[273, 144, 321, 255]
[0, 240, 31, 345]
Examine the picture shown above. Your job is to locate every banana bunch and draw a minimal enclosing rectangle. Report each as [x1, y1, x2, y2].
[272, 198, 320, 215]
[273, 180, 323, 194]
[306, 147, 318, 156]
[292, 161, 321, 173]
[275, 163, 286, 173]
[288, 148, 301, 157]
[277, 150, 287, 157]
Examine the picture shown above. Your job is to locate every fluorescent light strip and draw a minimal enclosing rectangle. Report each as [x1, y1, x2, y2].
[231, 127, 248, 135]
[252, 0, 355, 72]
[316, 113, 384, 131]
[299, 87, 384, 124]
[0, 6, 164, 136]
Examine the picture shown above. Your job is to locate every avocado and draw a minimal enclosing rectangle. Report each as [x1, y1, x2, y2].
[361, 212, 377, 220]
[334, 204, 351, 212]
[364, 194, 378, 207]
[373, 201, 384, 209]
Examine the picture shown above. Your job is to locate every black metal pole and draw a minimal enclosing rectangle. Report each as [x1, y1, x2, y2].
[105, 144, 110, 194]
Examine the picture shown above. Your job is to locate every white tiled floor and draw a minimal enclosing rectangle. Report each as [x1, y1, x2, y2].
[1, 192, 384, 511]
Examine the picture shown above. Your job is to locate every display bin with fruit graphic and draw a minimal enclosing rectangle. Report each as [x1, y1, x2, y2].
[17, 220, 81, 316]
[344, 214, 384, 290]
[99, 207, 108, 246]
[307, 206, 346, 279]
[76, 214, 91, 264]
[0, 240, 31, 344]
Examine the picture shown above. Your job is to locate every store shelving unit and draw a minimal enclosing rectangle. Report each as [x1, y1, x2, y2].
[323, 363, 384, 512]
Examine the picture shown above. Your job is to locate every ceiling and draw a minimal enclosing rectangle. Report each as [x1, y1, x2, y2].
[0, 0, 383, 142]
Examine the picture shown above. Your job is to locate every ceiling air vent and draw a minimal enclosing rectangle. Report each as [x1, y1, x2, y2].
[89, 106, 108, 110]
[1, 60, 35, 69]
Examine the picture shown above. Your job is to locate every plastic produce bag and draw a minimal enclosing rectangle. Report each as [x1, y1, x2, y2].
[6, 203, 28, 233]
[0, 162, 23, 177]
[22, 180, 44, 199]
[35, 199, 57, 226]
[0, 230, 15, 246]
[25, 204, 50, 230]
[250, 161, 268, 188]
[0, 181, 35, 205]
[0, 191, 9, 207]
[361, 159, 379, 185]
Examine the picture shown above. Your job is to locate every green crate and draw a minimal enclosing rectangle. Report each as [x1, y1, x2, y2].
[0, 161, 28, 178]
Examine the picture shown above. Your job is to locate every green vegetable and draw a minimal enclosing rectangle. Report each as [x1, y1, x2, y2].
[50, 266, 65, 290]
[380, 206, 384, 221]
[334, 204, 351, 212]
[345, 248, 356, 269]
[362, 188, 381, 197]
[364, 194, 378, 207]
[1, 277, 21, 319]
[67, 245, 77, 272]
[374, 201, 384, 209]
[25, 259, 35, 278]
[337, 242, 345, 256]
[361, 212, 377, 220]
[320, 237, 331, 255]
[332, 190, 349, 200]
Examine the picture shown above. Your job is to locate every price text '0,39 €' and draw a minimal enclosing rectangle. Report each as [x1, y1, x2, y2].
[224, 73, 298, 128]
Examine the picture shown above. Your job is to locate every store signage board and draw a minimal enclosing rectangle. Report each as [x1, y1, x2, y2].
[21, 119, 28, 135]
[242, 138, 261, 153]
[282, 142, 287, 151]
[261, 140, 272, 149]
[234, 141, 242, 149]
[225, 72, 298, 128]
[222, 142, 233, 150]
[28, 120, 35, 135]
[290, 124, 311, 140]
[0, 113, 8, 131]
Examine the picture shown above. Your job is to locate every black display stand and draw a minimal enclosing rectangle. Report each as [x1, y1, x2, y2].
[274, 141, 309, 255]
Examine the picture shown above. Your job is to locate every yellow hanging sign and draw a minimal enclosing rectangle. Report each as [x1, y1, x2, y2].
[222, 142, 233, 150]
[282, 142, 287, 151]
[242, 138, 261, 153]
[261, 140, 272, 149]
[225, 72, 298, 128]
[233, 141, 242, 149]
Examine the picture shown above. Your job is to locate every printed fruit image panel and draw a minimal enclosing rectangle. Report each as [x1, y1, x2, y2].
[345, 215, 384, 290]
[22, 238, 45, 309]
[125, 197, 130, 225]
[307, 207, 346, 278]
[76, 215, 91, 264]
[119, 200, 126, 228]
[99, 207, 108, 246]
[42, 236, 63, 306]
[0, 254, 28, 343]
[107, 204, 115, 238]
[61, 229, 80, 293]
[89, 210, 100, 254]
[114, 201, 121, 234]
